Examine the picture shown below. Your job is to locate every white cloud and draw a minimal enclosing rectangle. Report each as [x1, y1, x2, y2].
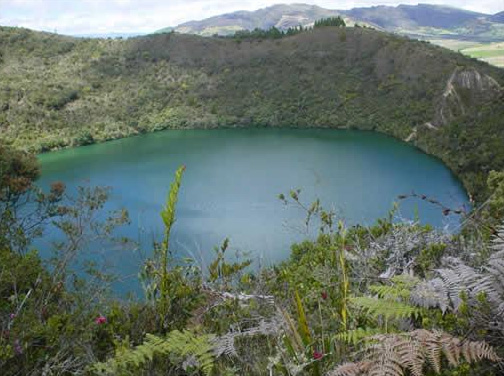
[0, 0, 502, 35]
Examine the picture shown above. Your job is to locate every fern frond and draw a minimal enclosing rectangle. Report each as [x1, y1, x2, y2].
[486, 251, 504, 299]
[351, 296, 422, 320]
[432, 251, 504, 317]
[213, 317, 283, 358]
[90, 330, 216, 376]
[369, 284, 411, 300]
[491, 223, 504, 253]
[369, 274, 420, 300]
[327, 361, 372, 376]
[412, 329, 442, 373]
[396, 339, 424, 376]
[410, 278, 449, 313]
[435, 260, 480, 310]
[368, 341, 403, 376]
[328, 330, 501, 376]
[335, 328, 384, 345]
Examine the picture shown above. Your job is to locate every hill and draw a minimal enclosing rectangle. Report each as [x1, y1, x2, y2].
[158, 3, 504, 42]
[156, 4, 344, 36]
[0, 25, 503, 200]
[344, 4, 484, 30]
[491, 11, 504, 23]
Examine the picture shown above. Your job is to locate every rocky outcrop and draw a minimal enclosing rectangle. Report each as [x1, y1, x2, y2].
[433, 67, 502, 126]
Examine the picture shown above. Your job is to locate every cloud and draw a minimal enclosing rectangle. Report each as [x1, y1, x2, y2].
[0, 0, 502, 35]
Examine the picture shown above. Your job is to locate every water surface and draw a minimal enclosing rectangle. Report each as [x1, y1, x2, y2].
[37, 129, 469, 292]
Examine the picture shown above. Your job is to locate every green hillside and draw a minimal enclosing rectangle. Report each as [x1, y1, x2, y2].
[0, 25, 503, 200]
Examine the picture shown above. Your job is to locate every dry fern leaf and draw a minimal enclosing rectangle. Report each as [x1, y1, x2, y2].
[328, 361, 372, 376]
[327, 330, 501, 376]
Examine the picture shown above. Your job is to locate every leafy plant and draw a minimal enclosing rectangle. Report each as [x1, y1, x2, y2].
[140, 165, 202, 331]
[91, 330, 216, 375]
[208, 238, 252, 290]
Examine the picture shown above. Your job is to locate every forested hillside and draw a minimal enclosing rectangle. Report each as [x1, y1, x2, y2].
[0, 25, 503, 200]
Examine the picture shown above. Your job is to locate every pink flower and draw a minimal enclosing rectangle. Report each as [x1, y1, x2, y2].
[9, 313, 16, 320]
[95, 315, 107, 325]
[14, 339, 23, 355]
[313, 351, 324, 360]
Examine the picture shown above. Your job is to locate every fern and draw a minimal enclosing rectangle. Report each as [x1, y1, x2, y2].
[414, 231, 504, 317]
[213, 316, 283, 358]
[91, 330, 215, 375]
[369, 275, 419, 300]
[329, 361, 372, 376]
[410, 278, 450, 313]
[334, 328, 384, 345]
[328, 330, 501, 376]
[492, 223, 504, 253]
[351, 296, 422, 320]
[365, 224, 449, 278]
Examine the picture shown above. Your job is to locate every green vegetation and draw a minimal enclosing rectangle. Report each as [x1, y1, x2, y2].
[231, 26, 298, 40]
[313, 17, 346, 28]
[1, 149, 504, 375]
[461, 42, 504, 67]
[1, 25, 503, 203]
[417, 91, 504, 202]
[229, 16, 345, 41]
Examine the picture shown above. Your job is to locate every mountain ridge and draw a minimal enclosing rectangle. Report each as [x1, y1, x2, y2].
[156, 3, 504, 42]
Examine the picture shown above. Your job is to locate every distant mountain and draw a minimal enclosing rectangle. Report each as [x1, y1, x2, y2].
[343, 4, 485, 30]
[73, 32, 147, 39]
[156, 3, 504, 42]
[156, 4, 370, 36]
[491, 11, 504, 23]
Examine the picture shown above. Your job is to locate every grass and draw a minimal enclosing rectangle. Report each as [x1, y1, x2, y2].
[461, 42, 504, 67]
[428, 39, 483, 51]
[428, 40, 504, 68]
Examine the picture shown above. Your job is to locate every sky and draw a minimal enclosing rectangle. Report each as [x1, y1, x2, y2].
[0, 0, 502, 36]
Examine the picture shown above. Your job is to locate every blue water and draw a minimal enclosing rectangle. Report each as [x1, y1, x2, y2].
[37, 129, 469, 294]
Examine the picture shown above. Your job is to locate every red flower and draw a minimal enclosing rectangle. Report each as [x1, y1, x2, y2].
[321, 291, 328, 300]
[313, 351, 323, 360]
[95, 315, 107, 325]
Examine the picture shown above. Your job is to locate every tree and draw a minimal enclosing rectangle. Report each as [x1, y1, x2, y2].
[0, 143, 64, 253]
[314, 17, 346, 28]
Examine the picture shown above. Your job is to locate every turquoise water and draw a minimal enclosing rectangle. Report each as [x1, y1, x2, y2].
[37, 129, 469, 293]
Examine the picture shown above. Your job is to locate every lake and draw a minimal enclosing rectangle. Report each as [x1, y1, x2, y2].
[37, 129, 469, 294]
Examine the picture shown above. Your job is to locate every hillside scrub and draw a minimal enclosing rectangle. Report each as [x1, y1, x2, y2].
[0, 25, 503, 201]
